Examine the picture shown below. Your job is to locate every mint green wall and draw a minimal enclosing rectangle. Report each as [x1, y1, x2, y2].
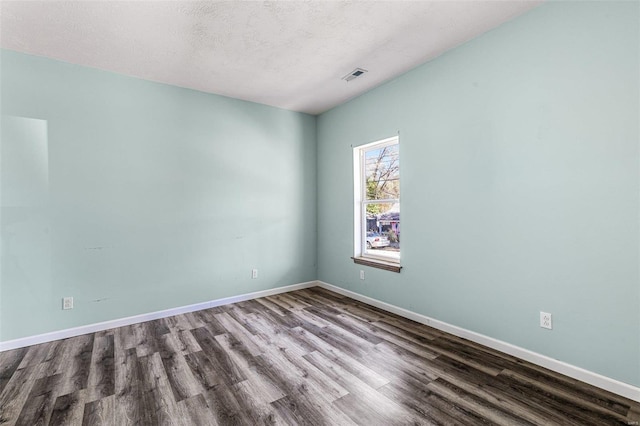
[1, 1, 638, 390]
[317, 1, 639, 387]
[0, 50, 317, 341]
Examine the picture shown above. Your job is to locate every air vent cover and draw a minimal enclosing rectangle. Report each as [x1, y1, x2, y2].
[342, 68, 368, 82]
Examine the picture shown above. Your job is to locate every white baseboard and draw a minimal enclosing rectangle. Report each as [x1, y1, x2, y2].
[0, 280, 317, 352]
[2, 279, 638, 403]
[316, 280, 640, 403]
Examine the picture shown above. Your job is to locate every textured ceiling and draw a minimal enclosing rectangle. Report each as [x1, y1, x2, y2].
[0, 1, 542, 115]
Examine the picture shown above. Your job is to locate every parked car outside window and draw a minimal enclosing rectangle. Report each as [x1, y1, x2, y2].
[366, 231, 390, 249]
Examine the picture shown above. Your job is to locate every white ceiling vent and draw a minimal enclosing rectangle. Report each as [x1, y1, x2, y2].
[342, 68, 368, 82]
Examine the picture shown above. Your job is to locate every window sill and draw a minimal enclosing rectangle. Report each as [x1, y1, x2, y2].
[351, 256, 402, 273]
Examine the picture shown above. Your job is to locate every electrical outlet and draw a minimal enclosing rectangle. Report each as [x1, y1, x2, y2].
[63, 297, 74, 310]
[251, 269, 258, 279]
[540, 311, 552, 329]
[360, 270, 365, 280]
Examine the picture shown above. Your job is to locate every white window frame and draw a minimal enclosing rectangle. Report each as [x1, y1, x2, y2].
[353, 136, 401, 270]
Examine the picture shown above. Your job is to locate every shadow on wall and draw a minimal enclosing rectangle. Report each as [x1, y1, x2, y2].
[1, 116, 52, 341]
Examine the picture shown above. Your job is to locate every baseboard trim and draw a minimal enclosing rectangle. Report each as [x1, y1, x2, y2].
[3, 279, 638, 402]
[316, 280, 640, 403]
[0, 280, 317, 352]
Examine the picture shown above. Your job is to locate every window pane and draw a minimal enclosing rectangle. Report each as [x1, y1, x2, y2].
[364, 202, 400, 259]
[354, 136, 400, 267]
[364, 144, 399, 200]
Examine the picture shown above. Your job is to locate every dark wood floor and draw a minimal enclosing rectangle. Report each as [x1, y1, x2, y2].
[1, 287, 638, 425]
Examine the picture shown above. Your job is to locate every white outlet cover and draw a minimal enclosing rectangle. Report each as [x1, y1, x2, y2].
[63, 297, 74, 310]
[540, 311, 552, 329]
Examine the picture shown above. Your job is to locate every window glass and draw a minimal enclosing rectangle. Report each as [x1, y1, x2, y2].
[354, 137, 400, 265]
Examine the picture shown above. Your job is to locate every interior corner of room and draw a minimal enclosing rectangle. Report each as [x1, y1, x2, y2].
[1, 0, 639, 406]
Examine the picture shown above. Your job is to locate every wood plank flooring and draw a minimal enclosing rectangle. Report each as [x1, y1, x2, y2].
[1, 287, 638, 425]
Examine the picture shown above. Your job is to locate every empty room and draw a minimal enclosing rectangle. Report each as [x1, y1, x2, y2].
[1, 0, 639, 424]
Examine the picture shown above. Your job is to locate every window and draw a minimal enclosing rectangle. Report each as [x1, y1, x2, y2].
[353, 136, 401, 272]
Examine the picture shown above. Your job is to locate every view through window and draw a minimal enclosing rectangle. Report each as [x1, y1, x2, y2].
[354, 136, 400, 265]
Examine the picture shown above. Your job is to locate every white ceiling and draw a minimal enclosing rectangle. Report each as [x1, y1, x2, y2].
[0, 1, 542, 115]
